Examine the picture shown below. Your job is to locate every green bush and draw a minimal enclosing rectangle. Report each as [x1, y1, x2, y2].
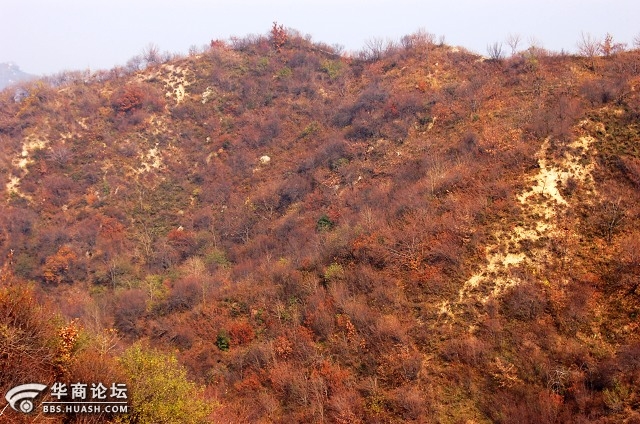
[216, 331, 230, 351]
[117, 343, 213, 424]
[321, 59, 343, 80]
[316, 214, 334, 231]
[324, 262, 344, 282]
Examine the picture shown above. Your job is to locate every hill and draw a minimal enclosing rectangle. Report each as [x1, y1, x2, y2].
[1, 27, 640, 423]
[0, 62, 36, 90]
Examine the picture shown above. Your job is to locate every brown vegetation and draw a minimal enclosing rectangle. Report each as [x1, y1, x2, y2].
[1, 26, 640, 422]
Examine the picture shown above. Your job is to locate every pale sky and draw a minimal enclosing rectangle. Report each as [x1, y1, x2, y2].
[2, 0, 639, 76]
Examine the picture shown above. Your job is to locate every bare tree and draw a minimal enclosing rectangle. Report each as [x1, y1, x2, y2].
[634, 33, 640, 49]
[527, 36, 542, 50]
[47, 146, 72, 167]
[487, 42, 504, 60]
[577, 32, 600, 69]
[506, 33, 521, 56]
[331, 43, 345, 55]
[125, 55, 144, 73]
[401, 28, 436, 50]
[577, 32, 599, 56]
[188, 45, 200, 57]
[142, 43, 162, 67]
[602, 197, 625, 243]
[362, 37, 386, 61]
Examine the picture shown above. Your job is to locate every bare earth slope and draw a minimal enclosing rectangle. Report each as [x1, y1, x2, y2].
[1, 31, 640, 423]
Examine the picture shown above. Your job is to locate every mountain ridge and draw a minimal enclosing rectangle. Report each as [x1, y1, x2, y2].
[1, 28, 639, 423]
[0, 62, 37, 90]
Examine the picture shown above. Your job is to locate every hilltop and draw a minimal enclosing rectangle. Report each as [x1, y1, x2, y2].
[0, 62, 36, 90]
[1, 27, 640, 423]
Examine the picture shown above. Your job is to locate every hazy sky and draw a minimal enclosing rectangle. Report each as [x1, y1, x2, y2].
[2, 0, 639, 76]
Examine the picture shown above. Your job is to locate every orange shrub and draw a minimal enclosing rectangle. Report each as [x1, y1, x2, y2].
[229, 320, 255, 345]
[43, 245, 77, 284]
[112, 84, 145, 114]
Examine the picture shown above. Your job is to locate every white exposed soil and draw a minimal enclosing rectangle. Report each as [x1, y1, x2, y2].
[19, 136, 48, 168]
[6, 134, 49, 199]
[149, 115, 169, 136]
[136, 143, 163, 174]
[259, 155, 271, 165]
[161, 65, 192, 104]
[442, 135, 597, 318]
[5, 176, 21, 195]
[201, 86, 216, 104]
[137, 63, 193, 104]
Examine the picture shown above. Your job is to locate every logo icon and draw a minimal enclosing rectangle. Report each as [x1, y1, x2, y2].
[5, 384, 48, 413]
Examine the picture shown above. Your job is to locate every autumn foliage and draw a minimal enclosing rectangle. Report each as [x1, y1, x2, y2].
[43, 245, 77, 284]
[1, 26, 640, 422]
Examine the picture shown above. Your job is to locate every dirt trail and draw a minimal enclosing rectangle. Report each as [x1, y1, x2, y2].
[439, 135, 596, 318]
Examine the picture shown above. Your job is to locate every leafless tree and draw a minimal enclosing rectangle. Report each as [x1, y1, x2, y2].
[125, 55, 144, 73]
[401, 29, 436, 50]
[577, 32, 599, 56]
[526, 36, 547, 56]
[634, 33, 640, 49]
[506, 33, 521, 56]
[331, 43, 345, 55]
[577, 32, 600, 69]
[362, 37, 386, 61]
[602, 197, 625, 243]
[47, 146, 72, 167]
[142, 43, 162, 66]
[487, 42, 504, 60]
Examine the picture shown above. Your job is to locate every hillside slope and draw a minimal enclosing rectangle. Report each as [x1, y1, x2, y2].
[1, 29, 640, 423]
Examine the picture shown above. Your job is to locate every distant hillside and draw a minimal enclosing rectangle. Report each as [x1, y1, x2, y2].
[1, 26, 640, 423]
[0, 62, 36, 90]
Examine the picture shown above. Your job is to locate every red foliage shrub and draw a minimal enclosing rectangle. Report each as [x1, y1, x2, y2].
[486, 388, 571, 424]
[270, 22, 288, 51]
[372, 314, 408, 346]
[111, 83, 165, 115]
[233, 371, 263, 394]
[229, 320, 255, 345]
[273, 336, 294, 359]
[167, 228, 197, 259]
[42, 245, 77, 284]
[112, 84, 145, 114]
[98, 215, 125, 241]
